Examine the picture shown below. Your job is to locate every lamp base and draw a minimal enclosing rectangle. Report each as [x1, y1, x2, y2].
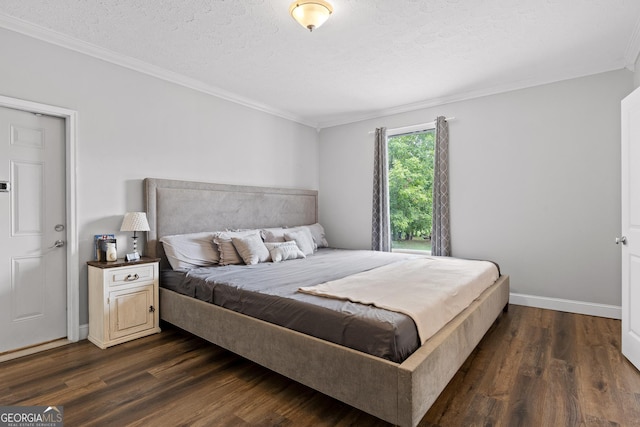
[132, 235, 140, 256]
[126, 235, 141, 261]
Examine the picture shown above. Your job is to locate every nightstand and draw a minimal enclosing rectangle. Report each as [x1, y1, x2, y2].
[87, 257, 161, 349]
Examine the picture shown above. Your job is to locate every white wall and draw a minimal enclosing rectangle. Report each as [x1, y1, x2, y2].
[1, 26, 633, 326]
[0, 28, 319, 325]
[319, 69, 633, 309]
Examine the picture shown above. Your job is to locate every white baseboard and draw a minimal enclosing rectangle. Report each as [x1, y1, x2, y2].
[0, 325, 91, 362]
[509, 293, 621, 320]
[0, 339, 73, 363]
[79, 324, 89, 340]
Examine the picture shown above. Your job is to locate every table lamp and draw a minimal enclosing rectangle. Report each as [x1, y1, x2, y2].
[120, 212, 150, 261]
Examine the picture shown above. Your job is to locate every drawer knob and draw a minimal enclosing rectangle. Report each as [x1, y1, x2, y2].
[125, 273, 140, 281]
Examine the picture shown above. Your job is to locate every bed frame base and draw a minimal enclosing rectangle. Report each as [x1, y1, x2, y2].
[160, 275, 509, 427]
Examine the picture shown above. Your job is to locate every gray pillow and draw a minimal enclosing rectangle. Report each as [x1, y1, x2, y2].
[306, 223, 329, 248]
[261, 227, 287, 242]
[213, 229, 260, 265]
[232, 233, 270, 265]
[284, 228, 316, 256]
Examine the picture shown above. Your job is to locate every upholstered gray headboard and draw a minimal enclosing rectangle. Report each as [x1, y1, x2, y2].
[144, 178, 318, 268]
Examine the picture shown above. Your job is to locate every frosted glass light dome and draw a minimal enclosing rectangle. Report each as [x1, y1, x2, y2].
[289, 1, 333, 32]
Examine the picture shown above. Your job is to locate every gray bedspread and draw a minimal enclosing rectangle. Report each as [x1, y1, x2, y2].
[161, 248, 421, 362]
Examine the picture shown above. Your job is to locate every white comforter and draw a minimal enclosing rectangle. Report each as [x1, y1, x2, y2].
[298, 256, 499, 344]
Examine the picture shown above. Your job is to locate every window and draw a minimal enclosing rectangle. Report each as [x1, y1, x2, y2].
[387, 128, 435, 253]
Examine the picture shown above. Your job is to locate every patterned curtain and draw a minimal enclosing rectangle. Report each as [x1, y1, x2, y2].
[371, 127, 390, 251]
[432, 116, 451, 256]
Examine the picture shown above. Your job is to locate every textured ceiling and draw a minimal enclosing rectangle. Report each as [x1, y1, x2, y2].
[1, 0, 640, 128]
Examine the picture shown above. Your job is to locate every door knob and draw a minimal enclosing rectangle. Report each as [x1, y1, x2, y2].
[49, 240, 65, 249]
[616, 236, 628, 245]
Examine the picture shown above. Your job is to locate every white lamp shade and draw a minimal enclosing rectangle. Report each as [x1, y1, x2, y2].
[120, 212, 150, 232]
[289, 0, 333, 31]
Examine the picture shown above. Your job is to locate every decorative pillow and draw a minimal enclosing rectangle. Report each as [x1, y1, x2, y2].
[213, 229, 260, 265]
[264, 241, 306, 263]
[284, 228, 316, 256]
[160, 232, 219, 270]
[305, 223, 329, 248]
[232, 233, 270, 265]
[261, 227, 288, 243]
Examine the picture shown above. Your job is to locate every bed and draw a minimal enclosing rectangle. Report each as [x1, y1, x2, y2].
[144, 177, 510, 427]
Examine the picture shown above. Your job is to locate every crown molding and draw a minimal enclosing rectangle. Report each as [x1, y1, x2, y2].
[0, 13, 318, 129]
[0, 12, 631, 133]
[317, 62, 627, 129]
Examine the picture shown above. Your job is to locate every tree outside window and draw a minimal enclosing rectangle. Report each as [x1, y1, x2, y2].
[388, 130, 434, 252]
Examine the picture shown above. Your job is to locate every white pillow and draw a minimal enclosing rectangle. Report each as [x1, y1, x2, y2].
[263, 224, 329, 248]
[232, 233, 270, 265]
[305, 223, 329, 248]
[213, 229, 260, 265]
[264, 241, 306, 262]
[160, 232, 219, 270]
[284, 228, 316, 256]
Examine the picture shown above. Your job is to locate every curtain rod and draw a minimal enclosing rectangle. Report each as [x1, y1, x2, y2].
[367, 117, 455, 134]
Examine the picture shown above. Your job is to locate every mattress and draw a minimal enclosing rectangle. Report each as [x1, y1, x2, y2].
[161, 248, 421, 362]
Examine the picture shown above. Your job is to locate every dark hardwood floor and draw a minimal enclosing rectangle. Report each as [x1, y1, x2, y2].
[1, 305, 639, 426]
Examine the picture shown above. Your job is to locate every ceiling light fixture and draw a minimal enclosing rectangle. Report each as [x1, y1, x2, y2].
[289, 0, 333, 32]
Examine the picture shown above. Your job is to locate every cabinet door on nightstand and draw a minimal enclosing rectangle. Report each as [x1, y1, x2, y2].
[108, 284, 155, 340]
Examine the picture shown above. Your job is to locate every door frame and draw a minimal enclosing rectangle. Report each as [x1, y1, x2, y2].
[0, 94, 79, 342]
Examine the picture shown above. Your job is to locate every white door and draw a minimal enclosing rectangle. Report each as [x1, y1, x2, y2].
[621, 88, 640, 371]
[0, 106, 67, 353]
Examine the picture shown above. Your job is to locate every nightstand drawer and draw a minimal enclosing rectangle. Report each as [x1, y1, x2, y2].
[108, 264, 155, 286]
